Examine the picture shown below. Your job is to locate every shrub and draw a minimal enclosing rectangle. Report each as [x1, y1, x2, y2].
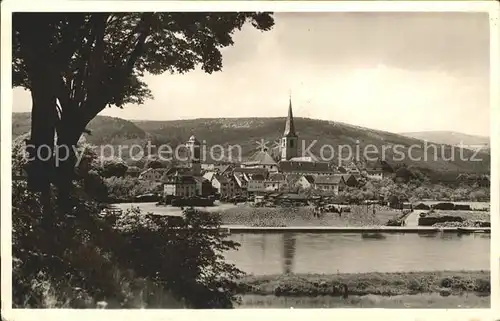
[418, 215, 464, 226]
[474, 278, 490, 293]
[414, 203, 430, 210]
[12, 181, 243, 308]
[104, 177, 162, 201]
[454, 204, 472, 211]
[386, 218, 403, 227]
[431, 203, 455, 210]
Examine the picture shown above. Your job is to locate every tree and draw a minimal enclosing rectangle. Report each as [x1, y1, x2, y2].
[12, 181, 242, 308]
[12, 132, 31, 175]
[98, 157, 129, 178]
[145, 157, 167, 169]
[13, 12, 275, 211]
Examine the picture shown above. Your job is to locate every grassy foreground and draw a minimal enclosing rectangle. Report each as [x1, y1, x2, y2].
[238, 293, 489, 308]
[236, 271, 490, 297]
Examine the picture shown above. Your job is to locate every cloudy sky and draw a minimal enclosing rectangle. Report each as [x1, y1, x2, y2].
[12, 12, 491, 136]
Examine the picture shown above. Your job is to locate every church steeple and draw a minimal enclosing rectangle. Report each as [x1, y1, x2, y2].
[281, 93, 298, 161]
[283, 93, 297, 137]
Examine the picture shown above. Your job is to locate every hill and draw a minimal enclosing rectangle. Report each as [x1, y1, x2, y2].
[400, 131, 490, 152]
[132, 117, 490, 178]
[13, 112, 149, 147]
[12, 113, 490, 180]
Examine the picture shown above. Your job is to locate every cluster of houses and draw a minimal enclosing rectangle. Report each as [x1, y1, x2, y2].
[132, 97, 393, 201]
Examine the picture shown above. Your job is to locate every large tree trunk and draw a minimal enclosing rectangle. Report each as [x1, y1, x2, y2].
[28, 71, 58, 220]
[17, 14, 59, 220]
[53, 107, 96, 213]
[54, 115, 83, 213]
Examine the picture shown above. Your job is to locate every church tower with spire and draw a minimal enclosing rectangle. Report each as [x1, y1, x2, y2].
[281, 95, 298, 160]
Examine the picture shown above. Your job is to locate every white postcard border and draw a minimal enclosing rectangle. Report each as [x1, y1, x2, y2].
[1, 1, 499, 320]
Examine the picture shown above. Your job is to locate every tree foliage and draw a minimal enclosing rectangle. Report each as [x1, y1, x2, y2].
[104, 176, 162, 201]
[12, 181, 244, 308]
[13, 13, 274, 110]
[12, 12, 274, 199]
[97, 157, 129, 178]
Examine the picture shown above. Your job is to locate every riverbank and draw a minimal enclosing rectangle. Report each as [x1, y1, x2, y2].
[112, 201, 239, 216]
[236, 270, 490, 298]
[223, 226, 491, 233]
[220, 205, 401, 227]
[112, 203, 491, 230]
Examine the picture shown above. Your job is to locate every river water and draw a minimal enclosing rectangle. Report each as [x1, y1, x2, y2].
[224, 232, 490, 275]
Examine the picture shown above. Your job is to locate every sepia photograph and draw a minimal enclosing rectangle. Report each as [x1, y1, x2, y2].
[2, 0, 499, 316]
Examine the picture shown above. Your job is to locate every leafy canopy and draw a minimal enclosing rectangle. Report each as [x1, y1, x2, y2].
[13, 13, 275, 124]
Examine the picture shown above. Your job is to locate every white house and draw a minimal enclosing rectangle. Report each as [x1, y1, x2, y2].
[297, 174, 345, 195]
[163, 175, 196, 197]
[247, 179, 265, 193]
[366, 169, 384, 180]
[211, 174, 239, 199]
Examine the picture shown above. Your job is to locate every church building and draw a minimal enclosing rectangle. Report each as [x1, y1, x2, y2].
[278, 96, 335, 176]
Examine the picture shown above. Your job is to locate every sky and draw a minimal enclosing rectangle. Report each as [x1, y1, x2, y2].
[12, 12, 491, 136]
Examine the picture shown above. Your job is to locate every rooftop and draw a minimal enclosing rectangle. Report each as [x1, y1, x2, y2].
[268, 173, 286, 181]
[164, 175, 197, 185]
[278, 160, 333, 173]
[313, 175, 344, 185]
[244, 150, 278, 166]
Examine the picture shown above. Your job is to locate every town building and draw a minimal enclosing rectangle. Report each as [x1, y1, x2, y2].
[125, 166, 142, 178]
[233, 172, 248, 198]
[365, 169, 384, 180]
[342, 173, 359, 187]
[247, 179, 265, 194]
[281, 95, 299, 161]
[139, 168, 168, 181]
[163, 174, 197, 197]
[213, 164, 234, 175]
[233, 167, 269, 179]
[186, 135, 202, 176]
[263, 180, 281, 192]
[246, 178, 280, 194]
[276, 96, 336, 176]
[203, 171, 217, 183]
[210, 174, 239, 199]
[278, 160, 335, 176]
[268, 173, 288, 191]
[241, 150, 279, 173]
[297, 174, 345, 195]
[193, 176, 213, 197]
[163, 166, 192, 177]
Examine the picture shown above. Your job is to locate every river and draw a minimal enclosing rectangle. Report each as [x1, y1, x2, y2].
[224, 232, 490, 275]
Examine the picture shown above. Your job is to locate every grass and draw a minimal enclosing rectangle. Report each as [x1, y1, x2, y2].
[219, 205, 401, 227]
[236, 271, 490, 297]
[238, 293, 489, 308]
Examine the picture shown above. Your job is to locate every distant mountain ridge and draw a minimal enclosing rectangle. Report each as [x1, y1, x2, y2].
[12, 113, 490, 180]
[400, 131, 490, 151]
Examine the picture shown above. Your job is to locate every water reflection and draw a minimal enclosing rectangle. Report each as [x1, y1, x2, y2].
[224, 232, 490, 275]
[417, 231, 439, 238]
[440, 233, 463, 240]
[282, 233, 296, 274]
